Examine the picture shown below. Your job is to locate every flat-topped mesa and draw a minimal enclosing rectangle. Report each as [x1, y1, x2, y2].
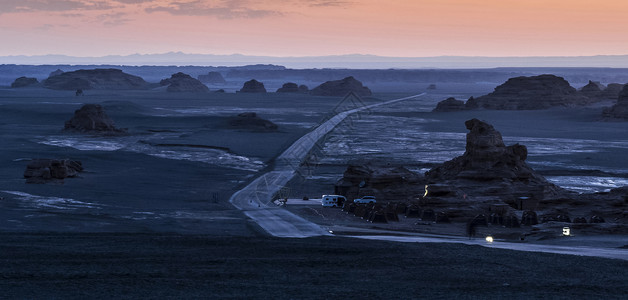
[310, 76, 372, 97]
[64, 104, 126, 134]
[43, 68, 149, 90]
[228, 112, 277, 131]
[11, 76, 39, 88]
[239, 79, 267, 93]
[160, 72, 209, 92]
[433, 97, 467, 112]
[197, 71, 226, 84]
[425, 119, 560, 200]
[602, 84, 628, 119]
[276, 82, 308, 93]
[465, 74, 590, 110]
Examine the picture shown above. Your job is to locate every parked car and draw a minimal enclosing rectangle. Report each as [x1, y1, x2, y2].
[353, 196, 376, 204]
[321, 195, 346, 207]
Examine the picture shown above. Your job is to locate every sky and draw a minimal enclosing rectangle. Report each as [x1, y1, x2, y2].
[1, 0, 628, 58]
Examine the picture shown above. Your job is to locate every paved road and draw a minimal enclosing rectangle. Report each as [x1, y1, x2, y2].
[228, 93, 628, 261]
[350, 235, 628, 261]
[229, 93, 426, 237]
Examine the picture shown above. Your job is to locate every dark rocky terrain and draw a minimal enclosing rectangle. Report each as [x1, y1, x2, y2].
[601, 83, 626, 99]
[197, 71, 226, 84]
[11, 76, 39, 88]
[602, 84, 628, 119]
[239, 79, 267, 93]
[23, 159, 83, 184]
[43, 69, 149, 90]
[160, 72, 209, 92]
[64, 104, 126, 133]
[310, 76, 372, 97]
[2, 234, 626, 299]
[228, 112, 278, 131]
[335, 163, 424, 202]
[465, 74, 590, 110]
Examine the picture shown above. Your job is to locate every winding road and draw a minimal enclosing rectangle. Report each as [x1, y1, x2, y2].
[229, 93, 426, 237]
[228, 92, 628, 261]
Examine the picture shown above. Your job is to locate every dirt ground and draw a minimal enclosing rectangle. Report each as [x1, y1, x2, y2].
[1, 233, 626, 299]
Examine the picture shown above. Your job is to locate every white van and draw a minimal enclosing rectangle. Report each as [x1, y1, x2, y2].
[321, 195, 346, 207]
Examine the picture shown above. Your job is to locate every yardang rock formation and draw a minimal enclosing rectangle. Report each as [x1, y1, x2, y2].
[310, 76, 372, 97]
[43, 69, 149, 90]
[160, 72, 209, 92]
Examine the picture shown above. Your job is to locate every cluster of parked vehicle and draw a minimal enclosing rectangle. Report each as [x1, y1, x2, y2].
[321, 195, 376, 207]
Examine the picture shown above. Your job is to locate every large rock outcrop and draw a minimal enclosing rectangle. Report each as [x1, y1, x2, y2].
[425, 119, 561, 201]
[310, 76, 372, 97]
[602, 84, 628, 119]
[276, 82, 308, 93]
[43, 69, 149, 90]
[334, 163, 425, 202]
[24, 159, 83, 184]
[239, 79, 266, 93]
[197, 72, 226, 84]
[433, 97, 468, 112]
[465, 75, 590, 110]
[11, 77, 39, 88]
[160, 72, 209, 92]
[64, 104, 126, 134]
[228, 112, 277, 131]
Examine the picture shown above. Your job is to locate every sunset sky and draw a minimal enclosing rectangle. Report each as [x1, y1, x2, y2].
[1, 0, 627, 57]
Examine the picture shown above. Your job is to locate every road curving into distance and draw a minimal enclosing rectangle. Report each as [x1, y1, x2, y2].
[229, 93, 426, 238]
[228, 92, 628, 261]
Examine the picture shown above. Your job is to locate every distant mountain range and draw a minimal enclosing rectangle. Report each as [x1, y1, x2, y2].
[1, 52, 628, 68]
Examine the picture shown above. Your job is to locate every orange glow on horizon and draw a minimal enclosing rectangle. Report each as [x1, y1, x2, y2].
[0, 0, 627, 57]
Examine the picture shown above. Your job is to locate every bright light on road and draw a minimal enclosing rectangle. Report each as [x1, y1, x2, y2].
[485, 236, 494, 243]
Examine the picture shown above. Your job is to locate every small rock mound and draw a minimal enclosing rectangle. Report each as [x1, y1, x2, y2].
[602, 84, 628, 119]
[11, 77, 39, 88]
[276, 82, 308, 93]
[49, 69, 64, 77]
[465, 74, 589, 110]
[228, 112, 277, 130]
[601, 83, 626, 99]
[197, 71, 226, 84]
[160, 72, 209, 92]
[310, 76, 372, 97]
[64, 104, 126, 133]
[43, 69, 148, 90]
[579, 80, 605, 98]
[24, 159, 83, 184]
[239, 79, 266, 93]
[433, 97, 467, 112]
